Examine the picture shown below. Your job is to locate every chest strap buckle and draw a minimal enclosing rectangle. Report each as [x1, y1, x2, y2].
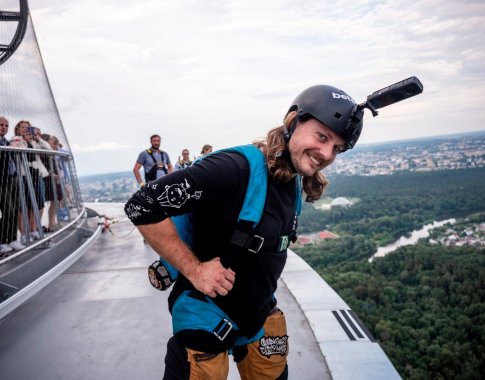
[247, 235, 264, 253]
[230, 230, 265, 253]
[213, 318, 233, 341]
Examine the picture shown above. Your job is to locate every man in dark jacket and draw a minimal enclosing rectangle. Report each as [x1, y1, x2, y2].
[125, 85, 363, 379]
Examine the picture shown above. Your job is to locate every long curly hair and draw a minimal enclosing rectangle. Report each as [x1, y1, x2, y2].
[254, 111, 328, 202]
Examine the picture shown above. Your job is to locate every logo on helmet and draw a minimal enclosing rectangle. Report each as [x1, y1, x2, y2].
[332, 92, 354, 102]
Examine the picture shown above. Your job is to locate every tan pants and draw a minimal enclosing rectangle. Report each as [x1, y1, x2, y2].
[184, 309, 288, 380]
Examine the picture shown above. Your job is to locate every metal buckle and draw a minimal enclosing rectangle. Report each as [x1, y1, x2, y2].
[248, 235, 264, 253]
[213, 318, 233, 341]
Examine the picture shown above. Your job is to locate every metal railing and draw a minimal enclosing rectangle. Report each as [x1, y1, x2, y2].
[0, 146, 83, 263]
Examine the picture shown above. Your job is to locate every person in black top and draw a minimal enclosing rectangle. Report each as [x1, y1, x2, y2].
[0, 116, 24, 254]
[125, 84, 364, 379]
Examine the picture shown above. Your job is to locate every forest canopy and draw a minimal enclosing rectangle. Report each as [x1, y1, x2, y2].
[294, 168, 485, 379]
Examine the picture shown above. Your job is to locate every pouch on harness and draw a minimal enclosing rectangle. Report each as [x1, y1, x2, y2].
[147, 144, 302, 291]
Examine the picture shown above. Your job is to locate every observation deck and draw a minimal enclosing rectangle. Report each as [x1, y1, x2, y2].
[0, 203, 400, 380]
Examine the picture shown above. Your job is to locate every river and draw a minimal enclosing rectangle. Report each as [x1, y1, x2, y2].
[369, 218, 456, 262]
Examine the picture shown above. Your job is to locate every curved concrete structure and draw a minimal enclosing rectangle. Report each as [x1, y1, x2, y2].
[0, 203, 400, 379]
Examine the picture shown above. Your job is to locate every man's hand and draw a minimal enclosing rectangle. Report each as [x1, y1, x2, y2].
[187, 257, 236, 298]
[137, 220, 235, 298]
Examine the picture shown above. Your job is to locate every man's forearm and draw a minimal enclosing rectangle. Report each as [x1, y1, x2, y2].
[138, 218, 200, 279]
[137, 218, 236, 298]
[133, 169, 143, 185]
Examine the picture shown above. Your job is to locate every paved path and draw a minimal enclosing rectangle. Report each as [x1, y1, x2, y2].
[0, 203, 329, 380]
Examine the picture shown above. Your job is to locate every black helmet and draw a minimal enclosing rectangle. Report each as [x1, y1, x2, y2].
[286, 85, 364, 151]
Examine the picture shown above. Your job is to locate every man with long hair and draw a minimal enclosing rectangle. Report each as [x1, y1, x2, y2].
[125, 84, 363, 379]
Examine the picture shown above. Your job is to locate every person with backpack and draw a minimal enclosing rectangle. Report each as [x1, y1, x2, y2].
[133, 134, 173, 187]
[125, 85, 365, 379]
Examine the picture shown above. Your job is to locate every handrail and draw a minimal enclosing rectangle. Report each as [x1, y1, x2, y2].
[0, 207, 87, 266]
[0, 147, 84, 260]
[0, 145, 72, 158]
[0, 219, 103, 320]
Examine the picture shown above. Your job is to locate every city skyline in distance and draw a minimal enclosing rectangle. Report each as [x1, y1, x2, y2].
[79, 129, 485, 180]
[79, 131, 485, 204]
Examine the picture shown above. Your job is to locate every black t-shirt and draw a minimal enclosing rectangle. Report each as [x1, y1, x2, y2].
[0, 138, 12, 178]
[125, 150, 298, 336]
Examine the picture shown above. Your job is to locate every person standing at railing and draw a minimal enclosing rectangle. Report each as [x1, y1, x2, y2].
[11, 121, 46, 242]
[10, 120, 28, 149]
[56, 142, 71, 221]
[44, 135, 64, 232]
[0, 116, 25, 256]
[28, 126, 50, 238]
[32, 128, 52, 233]
[10, 120, 29, 244]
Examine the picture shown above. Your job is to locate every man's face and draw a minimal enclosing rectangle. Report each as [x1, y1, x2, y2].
[0, 118, 8, 137]
[288, 118, 345, 177]
[151, 137, 161, 150]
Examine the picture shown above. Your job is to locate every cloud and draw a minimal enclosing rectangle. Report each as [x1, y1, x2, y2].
[10, 0, 484, 176]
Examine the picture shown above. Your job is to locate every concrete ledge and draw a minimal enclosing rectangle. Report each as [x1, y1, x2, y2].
[281, 250, 401, 380]
[0, 215, 101, 320]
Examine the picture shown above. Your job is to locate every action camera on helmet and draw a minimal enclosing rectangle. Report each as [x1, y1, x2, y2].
[287, 76, 423, 151]
[365, 76, 423, 115]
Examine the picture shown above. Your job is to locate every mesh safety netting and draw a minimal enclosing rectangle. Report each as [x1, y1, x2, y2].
[1, 1, 84, 257]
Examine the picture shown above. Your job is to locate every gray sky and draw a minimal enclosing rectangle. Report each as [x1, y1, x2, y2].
[27, 0, 485, 176]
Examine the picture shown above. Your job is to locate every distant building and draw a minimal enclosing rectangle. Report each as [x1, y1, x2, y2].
[331, 197, 352, 208]
[294, 230, 340, 246]
[318, 231, 339, 239]
[296, 236, 313, 245]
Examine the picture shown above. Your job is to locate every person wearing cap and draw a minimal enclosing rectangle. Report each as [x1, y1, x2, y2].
[125, 84, 363, 379]
[133, 134, 173, 187]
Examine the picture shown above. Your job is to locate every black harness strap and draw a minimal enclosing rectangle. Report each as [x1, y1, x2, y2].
[147, 149, 168, 174]
[229, 222, 297, 254]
